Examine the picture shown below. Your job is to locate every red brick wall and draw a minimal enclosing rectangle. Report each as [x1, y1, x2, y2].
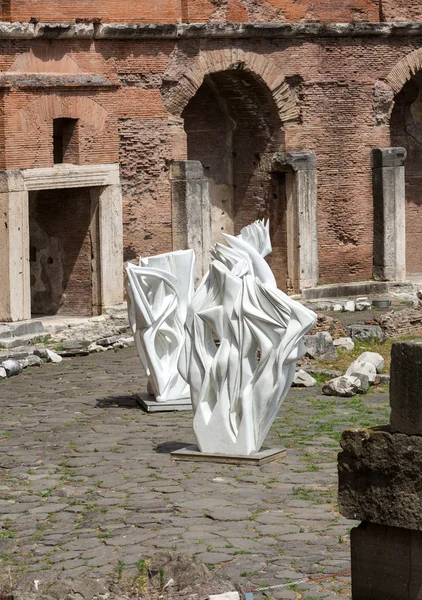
[0, 0, 387, 23]
[183, 0, 380, 23]
[2, 0, 181, 24]
[29, 188, 93, 316]
[3, 0, 422, 24]
[1, 35, 422, 286]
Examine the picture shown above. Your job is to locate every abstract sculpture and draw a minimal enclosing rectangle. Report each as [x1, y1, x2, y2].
[178, 220, 317, 455]
[126, 249, 194, 404]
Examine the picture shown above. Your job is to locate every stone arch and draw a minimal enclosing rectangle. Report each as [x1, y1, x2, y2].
[164, 49, 299, 123]
[388, 49, 422, 279]
[19, 93, 108, 134]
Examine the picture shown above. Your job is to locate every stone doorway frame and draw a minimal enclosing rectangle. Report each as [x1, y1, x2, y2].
[372, 147, 406, 281]
[260, 151, 319, 292]
[0, 163, 123, 322]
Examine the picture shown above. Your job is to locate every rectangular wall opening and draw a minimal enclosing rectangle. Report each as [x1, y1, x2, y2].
[29, 187, 96, 317]
[53, 118, 79, 164]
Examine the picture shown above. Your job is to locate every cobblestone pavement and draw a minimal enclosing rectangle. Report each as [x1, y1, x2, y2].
[0, 348, 391, 599]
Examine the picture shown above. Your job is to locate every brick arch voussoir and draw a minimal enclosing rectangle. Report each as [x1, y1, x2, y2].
[165, 49, 299, 123]
[387, 49, 422, 95]
[19, 94, 108, 134]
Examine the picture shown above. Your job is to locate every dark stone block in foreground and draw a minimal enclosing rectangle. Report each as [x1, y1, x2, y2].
[390, 339, 422, 435]
[338, 425, 422, 530]
[351, 522, 422, 600]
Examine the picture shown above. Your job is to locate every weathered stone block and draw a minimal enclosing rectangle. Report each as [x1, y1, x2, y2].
[350, 522, 422, 600]
[390, 339, 422, 435]
[338, 425, 422, 530]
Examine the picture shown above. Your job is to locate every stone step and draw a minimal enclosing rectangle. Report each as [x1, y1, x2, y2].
[301, 280, 415, 300]
[0, 321, 50, 349]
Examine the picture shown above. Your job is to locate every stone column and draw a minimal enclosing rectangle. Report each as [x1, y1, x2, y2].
[260, 151, 318, 291]
[97, 183, 124, 310]
[372, 147, 406, 281]
[0, 171, 30, 322]
[170, 160, 211, 284]
[338, 339, 422, 600]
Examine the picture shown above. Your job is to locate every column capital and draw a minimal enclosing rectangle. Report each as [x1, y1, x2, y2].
[260, 151, 316, 173]
[371, 147, 407, 168]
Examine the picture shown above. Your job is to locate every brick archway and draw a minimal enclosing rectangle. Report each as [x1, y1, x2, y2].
[387, 49, 422, 94]
[163, 49, 299, 123]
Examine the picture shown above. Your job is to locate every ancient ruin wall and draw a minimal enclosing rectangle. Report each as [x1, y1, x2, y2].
[0, 31, 421, 285]
[0, 0, 389, 24]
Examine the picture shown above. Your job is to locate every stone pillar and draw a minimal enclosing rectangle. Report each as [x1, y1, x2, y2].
[170, 160, 211, 284]
[97, 183, 124, 310]
[338, 339, 422, 600]
[372, 147, 406, 281]
[260, 151, 318, 291]
[0, 171, 30, 322]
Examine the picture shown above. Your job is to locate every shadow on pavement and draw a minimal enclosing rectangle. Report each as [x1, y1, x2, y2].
[155, 441, 188, 453]
[96, 394, 140, 409]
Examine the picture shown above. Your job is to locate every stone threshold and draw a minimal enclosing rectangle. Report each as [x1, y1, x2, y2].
[0, 303, 128, 350]
[0, 21, 422, 41]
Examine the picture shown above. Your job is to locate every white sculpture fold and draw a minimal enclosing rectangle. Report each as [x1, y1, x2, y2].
[178, 220, 316, 455]
[126, 249, 194, 403]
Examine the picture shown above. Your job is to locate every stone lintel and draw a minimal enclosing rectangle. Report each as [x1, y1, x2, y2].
[21, 163, 120, 191]
[170, 160, 205, 181]
[390, 340, 422, 435]
[371, 147, 407, 169]
[338, 425, 422, 530]
[0, 73, 116, 89]
[1, 22, 422, 41]
[260, 151, 316, 173]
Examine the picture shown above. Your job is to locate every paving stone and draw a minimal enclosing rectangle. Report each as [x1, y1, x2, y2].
[0, 347, 371, 597]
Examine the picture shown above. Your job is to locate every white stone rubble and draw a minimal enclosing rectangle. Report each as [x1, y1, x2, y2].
[345, 360, 377, 383]
[333, 337, 355, 351]
[293, 369, 317, 387]
[322, 375, 363, 397]
[34, 348, 63, 363]
[356, 351, 385, 373]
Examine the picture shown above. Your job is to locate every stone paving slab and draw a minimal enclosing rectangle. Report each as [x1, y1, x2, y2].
[0, 347, 391, 599]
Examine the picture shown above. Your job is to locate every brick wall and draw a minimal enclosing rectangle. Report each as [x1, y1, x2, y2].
[9, 0, 422, 23]
[29, 188, 93, 316]
[1, 34, 422, 287]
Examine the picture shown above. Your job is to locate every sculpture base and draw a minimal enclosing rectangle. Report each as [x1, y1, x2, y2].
[170, 444, 286, 466]
[136, 394, 192, 413]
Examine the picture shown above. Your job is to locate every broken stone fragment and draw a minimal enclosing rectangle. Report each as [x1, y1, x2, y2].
[348, 324, 385, 342]
[304, 331, 338, 361]
[33, 348, 63, 363]
[346, 360, 377, 384]
[19, 355, 43, 369]
[97, 336, 118, 347]
[1, 359, 22, 377]
[88, 343, 107, 352]
[344, 300, 355, 312]
[333, 336, 354, 351]
[356, 351, 385, 373]
[117, 336, 134, 347]
[349, 372, 370, 393]
[292, 369, 316, 387]
[322, 375, 362, 397]
[355, 297, 372, 311]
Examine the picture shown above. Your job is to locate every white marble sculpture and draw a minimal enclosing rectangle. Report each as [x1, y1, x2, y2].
[126, 249, 194, 403]
[178, 220, 317, 455]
